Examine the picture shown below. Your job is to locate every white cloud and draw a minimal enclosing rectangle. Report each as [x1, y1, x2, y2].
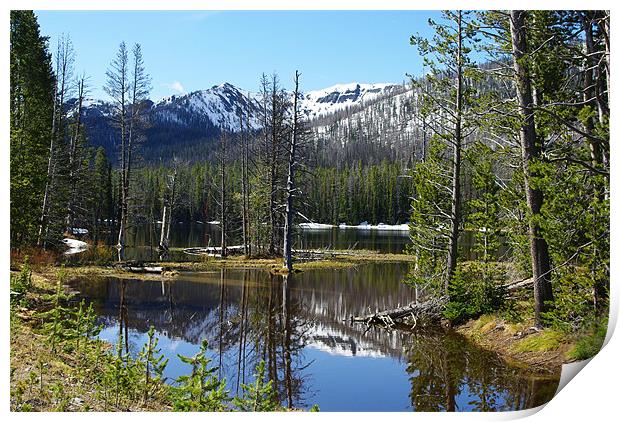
[165, 81, 185, 95]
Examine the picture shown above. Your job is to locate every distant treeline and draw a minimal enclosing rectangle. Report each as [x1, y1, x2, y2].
[126, 160, 413, 228]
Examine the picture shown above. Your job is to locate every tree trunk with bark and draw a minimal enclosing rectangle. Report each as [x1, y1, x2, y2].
[445, 10, 464, 293]
[510, 10, 554, 327]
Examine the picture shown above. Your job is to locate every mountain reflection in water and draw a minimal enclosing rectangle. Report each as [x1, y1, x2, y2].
[68, 263, 559, 411]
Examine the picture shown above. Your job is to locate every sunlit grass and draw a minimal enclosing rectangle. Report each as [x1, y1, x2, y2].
[566, 322, 607, 361]
[513, 330, 566, 353]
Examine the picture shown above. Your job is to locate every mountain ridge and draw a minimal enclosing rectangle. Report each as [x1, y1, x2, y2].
[78, 80, 410, 162]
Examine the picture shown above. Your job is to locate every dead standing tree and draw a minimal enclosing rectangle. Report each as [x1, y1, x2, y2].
[237, 107, 251, 257]
[253, 73, 288, 256]
[104, 42, 130, 260]
[217, 131, 230, 258]
[65, 74, 89, 230]
[105, 42, 150, 261]
[38, 33, 74, 247]
[158, 158, 178, 259]
[282, 71, 305, 271]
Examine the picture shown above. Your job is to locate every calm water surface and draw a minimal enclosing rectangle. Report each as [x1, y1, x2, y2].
[106, 223, 501, 261]
[68, 262, 559, 411]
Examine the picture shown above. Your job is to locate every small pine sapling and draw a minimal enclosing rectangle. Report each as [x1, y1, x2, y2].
[233, 360, 279, 411]
[137, 326, 169, 404]
[172, 339, 229, 411]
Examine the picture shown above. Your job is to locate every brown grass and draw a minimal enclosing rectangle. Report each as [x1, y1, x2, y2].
[11, 247, 61, 270]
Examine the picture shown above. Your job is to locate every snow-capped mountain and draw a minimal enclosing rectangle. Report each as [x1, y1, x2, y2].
[152, 82, 262, 131]
[79, 80, 411, 163]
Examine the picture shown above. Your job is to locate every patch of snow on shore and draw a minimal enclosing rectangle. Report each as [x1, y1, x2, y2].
[63, 238, 88, 255]
[301, 222, 410, 231]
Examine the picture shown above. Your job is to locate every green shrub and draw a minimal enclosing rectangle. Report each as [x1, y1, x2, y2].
[137, 326, 169, 404]
[567, 320, 608, 361]
[39, 268, 76, 352]
[442, 262, 507, 323]
[10, 256, 32, 308]
[542, 268, 602, 332]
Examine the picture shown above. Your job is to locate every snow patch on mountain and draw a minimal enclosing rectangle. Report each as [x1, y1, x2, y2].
[301, 82, 403, 119]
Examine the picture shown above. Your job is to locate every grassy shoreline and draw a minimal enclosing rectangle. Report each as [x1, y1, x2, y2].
[10, 271, 172, 411]
[454, 313, 607, 376]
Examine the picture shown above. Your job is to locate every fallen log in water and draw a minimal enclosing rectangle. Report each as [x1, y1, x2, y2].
[112, 261, 165, 274]
[122, 266, 164, 274]
[351, 296, 448, 330]
[183, 245, 245, 256]
[182, 245, 356, 259]
[291, 248, 355, 260]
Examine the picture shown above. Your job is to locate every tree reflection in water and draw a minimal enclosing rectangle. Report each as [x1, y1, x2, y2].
[68, 264, 559, 411]
[405, 331, 558, 411]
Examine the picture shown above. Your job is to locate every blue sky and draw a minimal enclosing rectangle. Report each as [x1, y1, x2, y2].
[35, 10, 442, 101]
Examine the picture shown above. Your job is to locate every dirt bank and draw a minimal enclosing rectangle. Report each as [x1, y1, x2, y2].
[455, 314, 574, 376]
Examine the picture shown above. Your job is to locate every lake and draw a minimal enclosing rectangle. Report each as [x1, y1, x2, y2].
[100, 222, 502, 262]
[67, 262, 559, 412]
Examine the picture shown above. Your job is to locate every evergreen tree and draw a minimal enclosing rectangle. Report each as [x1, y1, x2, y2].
[10, 11, 55, 247]
[409, 10, 479, 293]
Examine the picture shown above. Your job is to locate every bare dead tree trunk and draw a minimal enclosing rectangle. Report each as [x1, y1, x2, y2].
[159, 205, 168, 251]
[219, 133, 228, 259]
[104, 42, 130, 261]
[597, 11, 610, 107]
[268, 74, 282, 257]
[581, 13, 604, 166]
[112, 43, 149, 261]
[238, 111, 249, 257]
[38, 35, 73, 247]
[166, 164, 177, 247]
[283, 71, 301, 271]
[510, 10, 554, 327]
[65, 75, 87, 230]
[158, 164, 177, 259]
[595, 11, 610, 169]
[38, 87, 58, 248]
[244, 105, 252, 257]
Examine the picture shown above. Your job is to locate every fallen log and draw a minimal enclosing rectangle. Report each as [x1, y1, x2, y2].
[112, 261, 166, 274]
[122, 266, 164, 274]
[505, 277, 533, 290]
[182, 245, 355, 259]
[183, 245, 244, 256]
[351, 296, 448, 330]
